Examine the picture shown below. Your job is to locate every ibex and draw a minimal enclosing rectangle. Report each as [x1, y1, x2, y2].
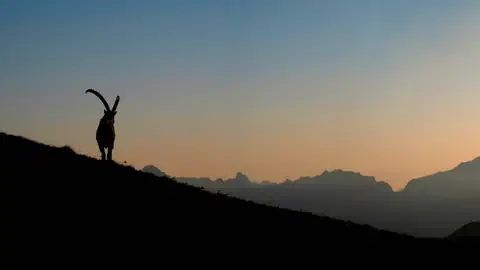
[85, 88, 120, 161]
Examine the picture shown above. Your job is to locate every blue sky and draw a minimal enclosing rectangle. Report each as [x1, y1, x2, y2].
[2, 0, 480, 189]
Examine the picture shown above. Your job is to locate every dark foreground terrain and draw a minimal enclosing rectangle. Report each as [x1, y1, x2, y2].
[0, 132, 472, 265]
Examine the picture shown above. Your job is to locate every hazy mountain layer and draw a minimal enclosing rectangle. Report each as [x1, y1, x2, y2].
[144, 157, 480, 237]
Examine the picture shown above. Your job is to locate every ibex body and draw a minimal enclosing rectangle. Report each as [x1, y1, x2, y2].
[85, 89, 120, 161]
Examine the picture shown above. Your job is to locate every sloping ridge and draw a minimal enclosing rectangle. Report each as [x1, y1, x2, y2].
[449, 222, 480, 239]
[402, 156, 480, 197]
[0, 132, 446, 264]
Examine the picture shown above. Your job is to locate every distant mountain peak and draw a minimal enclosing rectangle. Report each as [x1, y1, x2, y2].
[313, 169, 377, 183]
[402, 155, 480, 196]
[235, 172, 250, 183]
[142, 165, 167, 177]
[321, 169, 368, 177]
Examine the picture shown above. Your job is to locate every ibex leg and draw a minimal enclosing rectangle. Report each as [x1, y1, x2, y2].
[98, 144, 106, 160]
[107, 147, 113, 161]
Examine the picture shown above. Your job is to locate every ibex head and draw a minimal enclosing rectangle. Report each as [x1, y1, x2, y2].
[85, 88, 120, 124]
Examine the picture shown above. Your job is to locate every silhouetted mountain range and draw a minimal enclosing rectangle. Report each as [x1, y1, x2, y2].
[4, 131, 454, 266]
[143, 157, 480, 237]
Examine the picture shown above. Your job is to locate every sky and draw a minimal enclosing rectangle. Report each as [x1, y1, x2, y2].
[2, 0, 480, 190]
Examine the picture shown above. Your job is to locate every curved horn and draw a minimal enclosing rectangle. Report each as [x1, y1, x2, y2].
[111, 96, 120, 112]
[85, 89, 110, 111]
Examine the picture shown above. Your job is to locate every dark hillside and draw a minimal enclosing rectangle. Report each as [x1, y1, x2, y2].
[0, 132, 449, 265]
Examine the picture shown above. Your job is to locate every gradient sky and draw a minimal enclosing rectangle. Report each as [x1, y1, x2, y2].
[3, 0, 480, 190]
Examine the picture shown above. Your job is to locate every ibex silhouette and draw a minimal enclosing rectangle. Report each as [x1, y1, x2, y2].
[85, 88, 120, 161]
